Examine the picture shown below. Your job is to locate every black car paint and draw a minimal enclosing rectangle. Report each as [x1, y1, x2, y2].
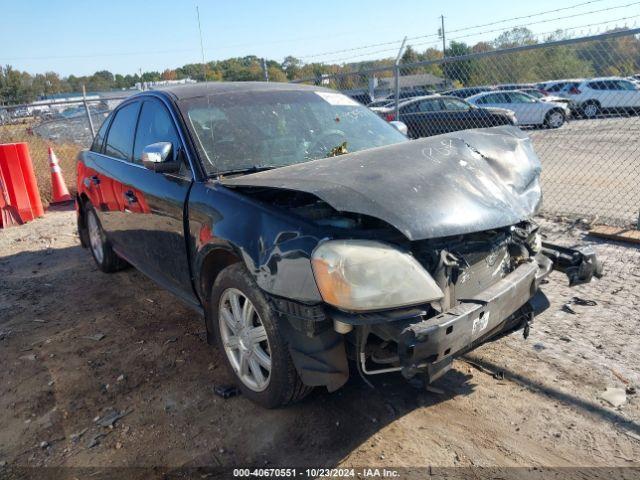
[397, 97, 514, 138]
[222, 126, 541, 241]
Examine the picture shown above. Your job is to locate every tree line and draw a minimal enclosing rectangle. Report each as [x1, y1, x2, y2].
[1, 27, 639, 105]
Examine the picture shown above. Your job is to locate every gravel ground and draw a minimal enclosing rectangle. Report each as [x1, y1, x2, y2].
[0, 209, 638, 478]
[530, 115, 640, 227]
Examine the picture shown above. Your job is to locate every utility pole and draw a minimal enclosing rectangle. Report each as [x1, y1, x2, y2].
[394, 36, 407, 120]
[439, 15, 447, 84]
[261, 58, 269, 82]
[196, 5, 207, 81]
[440, 15, 446, 57]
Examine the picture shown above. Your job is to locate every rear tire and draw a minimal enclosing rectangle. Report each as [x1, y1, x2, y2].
[85, 204, 127, 273]
[544, 109, 565, 128]
[582, 101, 600, 119]
[210, 263, 312, 408]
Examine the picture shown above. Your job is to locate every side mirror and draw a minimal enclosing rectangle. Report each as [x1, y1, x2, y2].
[142, 142, 180, 173]
[389, 121, 408, 136]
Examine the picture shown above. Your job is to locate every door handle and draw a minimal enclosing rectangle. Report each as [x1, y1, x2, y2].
[83, 175, 100, 188]
[124, 190, 138, 204]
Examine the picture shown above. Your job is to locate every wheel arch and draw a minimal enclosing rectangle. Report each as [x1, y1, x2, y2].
[77, 192, 91, 248]
[199, 246, 243, 308]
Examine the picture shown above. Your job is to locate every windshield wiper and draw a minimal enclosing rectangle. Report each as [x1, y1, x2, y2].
[218, 165, 279, 176]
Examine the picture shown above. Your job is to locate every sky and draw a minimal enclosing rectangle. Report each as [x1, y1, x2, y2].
[0, 0, 638, 76]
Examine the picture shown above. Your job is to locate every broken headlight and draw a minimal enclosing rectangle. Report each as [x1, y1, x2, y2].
[311, 240, 444, 312]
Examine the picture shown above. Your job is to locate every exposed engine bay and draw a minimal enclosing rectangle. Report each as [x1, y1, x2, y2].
[221, 127, 603, 390]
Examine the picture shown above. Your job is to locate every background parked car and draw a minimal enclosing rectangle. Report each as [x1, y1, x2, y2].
[467, 90, 568, 128]
[375, 94, 516, 138]
[367, 98, 395, 108]
[537, 79, 583, 95]
[496, 83, 537, 91]
[442, 86, 494, 98]
[558, 76, 640, 118]
[518, 88, 571, 107]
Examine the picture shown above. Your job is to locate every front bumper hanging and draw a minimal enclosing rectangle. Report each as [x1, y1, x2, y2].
[397, 261, 543, 382]
[540, 242, 604, 286]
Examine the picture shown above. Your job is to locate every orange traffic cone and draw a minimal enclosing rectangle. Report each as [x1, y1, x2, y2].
[0, 168, 22, 227]
[48, 147, 72, 204]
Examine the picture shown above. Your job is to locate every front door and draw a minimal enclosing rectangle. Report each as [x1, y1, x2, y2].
[113, 98, 196, 303]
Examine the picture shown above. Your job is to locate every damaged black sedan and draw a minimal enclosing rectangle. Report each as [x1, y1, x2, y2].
[76, 82, 602, 408]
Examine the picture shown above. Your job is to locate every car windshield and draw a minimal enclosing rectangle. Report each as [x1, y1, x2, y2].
[182, 89, 407, 175]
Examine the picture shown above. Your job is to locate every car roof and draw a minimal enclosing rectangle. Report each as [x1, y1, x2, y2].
[370, 94, 441, 112]
[582, 76, 627, 82]
[153, 81, 332, 100]
[466, 91, 497, 100]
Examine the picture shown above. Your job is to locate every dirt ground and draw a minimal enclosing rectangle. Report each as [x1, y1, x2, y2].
[0, 208, 639, 478]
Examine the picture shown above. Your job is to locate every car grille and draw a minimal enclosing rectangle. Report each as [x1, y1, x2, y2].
[413, 231, 511, 301]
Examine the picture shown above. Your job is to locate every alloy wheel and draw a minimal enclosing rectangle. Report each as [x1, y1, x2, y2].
[583, 104, 598, 118]
[218, 288, 271, 392]
[87, 211, 104, 264]
[548, 112, 564, 128]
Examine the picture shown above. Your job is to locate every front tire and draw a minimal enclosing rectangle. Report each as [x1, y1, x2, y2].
[545, 110, 565, 128]
[582, 101, 600, 119]
[85, 204, 127, 273]
[210, 263, 312, 408]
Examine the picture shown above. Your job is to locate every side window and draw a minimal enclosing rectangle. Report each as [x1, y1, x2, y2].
[104, 102, 140, 161]
[510, 92, 535, 103]
[400, 102, 418, 113]
[90, 114, 112, 153]
[618, 80, 636, 91]
[475, 96, 488, 105]
[417, 100, 441, 112]
[588, 81, 603, 90]
[441, 98, 469, 111]
[488, 93, 508, 103]
[133, 100, 181, 165]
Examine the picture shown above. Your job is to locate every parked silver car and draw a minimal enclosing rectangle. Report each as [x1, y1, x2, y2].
[467, 90, 569, 128]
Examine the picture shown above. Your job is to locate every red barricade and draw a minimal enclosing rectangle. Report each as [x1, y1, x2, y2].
[0, 142, 44, 228]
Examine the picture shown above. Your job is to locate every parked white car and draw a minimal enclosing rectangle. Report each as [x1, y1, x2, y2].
[519, 88, 570, 107]
[558, 77, 640, 118]
[466, 90, 569, 128]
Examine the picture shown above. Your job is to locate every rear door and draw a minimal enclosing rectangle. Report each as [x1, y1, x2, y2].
[114, 97, 196, 303]
[615, 79, 640, 109]
[88, 100, 141, 250]
[504, 92, 540, 124]
[439, 97, 473, 132]
[400, 98, 445, 137]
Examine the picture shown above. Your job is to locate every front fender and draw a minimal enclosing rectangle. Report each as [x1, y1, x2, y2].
[188, 181, 324, 304]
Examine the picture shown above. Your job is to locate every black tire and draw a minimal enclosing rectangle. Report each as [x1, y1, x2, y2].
[544, 109, 565, 129]
[84, 203, 127, 273]
[210, 263, 312, 408]
[581, 101, 600, 119]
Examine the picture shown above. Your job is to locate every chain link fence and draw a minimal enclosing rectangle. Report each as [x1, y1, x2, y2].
[0, 96, 129, 206]
[1, 30, 639, 227]
[293, 29, 640, 229]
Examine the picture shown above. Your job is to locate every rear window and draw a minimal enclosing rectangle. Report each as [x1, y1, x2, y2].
[90, 115, 111, 153]
[104, 102, 140, 161]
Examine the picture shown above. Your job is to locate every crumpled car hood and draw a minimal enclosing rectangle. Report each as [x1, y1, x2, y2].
[222, 126, 542, 240]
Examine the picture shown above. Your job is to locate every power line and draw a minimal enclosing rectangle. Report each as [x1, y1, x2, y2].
[296, 0, 612, 61]
[317, 14, 639, 66]
[446, 0, 606, 34]
[320, 39, 442, 65]
[448, 1, 640, 43]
